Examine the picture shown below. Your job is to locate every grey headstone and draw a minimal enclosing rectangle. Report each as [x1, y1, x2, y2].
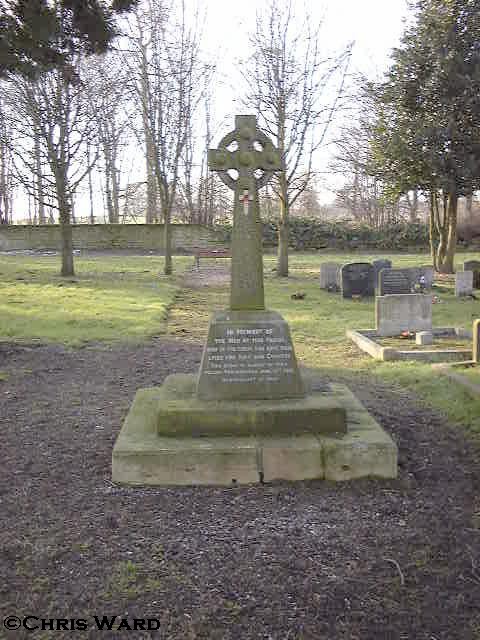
[455, 271, 473, 297]
[340, 263, 375, 298]
[419, 266, 434, 289]
[378, 268, 412, 295]
[320, 262, 341, 290]
[464, 260, 480, 288]
[372, 259, 392, 289]
[379, 266, 433, 296]
[376, 294, 433, 337]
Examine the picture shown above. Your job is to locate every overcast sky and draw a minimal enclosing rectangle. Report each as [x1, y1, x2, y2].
[15, 0, 412, 221]
[200, 0, 410, 200]
[204, 0, 410, 118]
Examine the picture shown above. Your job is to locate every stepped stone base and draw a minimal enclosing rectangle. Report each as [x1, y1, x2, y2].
[112, 373, 397, 486]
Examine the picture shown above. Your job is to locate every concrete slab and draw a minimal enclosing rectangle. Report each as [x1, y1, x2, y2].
[112, 379, 397, 486]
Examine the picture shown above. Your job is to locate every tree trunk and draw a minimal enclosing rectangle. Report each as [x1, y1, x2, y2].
[56, 165, 74, 276]
[277, 173, 289, 277]
[438, 191, 457, 273]
[105, 165, 114, 223]
[164, 209, 172, 275]
[112, 165, 120, 224]
[59, 203, 74, 276]
[466, 193, 473, 221]
[34, 130, 46, 224]
[428, 192, 437, 270]
[408, 188, 418, 222]
[88, 171, 95, 224]
[146, 139, 157, 223]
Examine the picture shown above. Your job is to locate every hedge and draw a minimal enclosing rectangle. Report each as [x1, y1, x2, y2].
[214, 218, 430, 251]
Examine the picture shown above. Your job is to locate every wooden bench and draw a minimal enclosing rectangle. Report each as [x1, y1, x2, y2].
[193, 247, 231, 269]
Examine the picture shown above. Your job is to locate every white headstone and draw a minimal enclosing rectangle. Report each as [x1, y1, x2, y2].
[455, 270, 473, 297]
[319, 262, 341, 290]
[376, 294, 433, 337]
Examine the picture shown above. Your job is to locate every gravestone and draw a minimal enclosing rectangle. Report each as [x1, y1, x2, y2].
[464, 261, 480, 289]
[320, 262, 341, 290]
[340, 263, 375, 298]
[376, 294, 433, 337]
[378, 266, 433, 296]
[474, 319, 480, 364]
[372, 259, 392, 289]
[416, 331, 433, 346]
[455, 271, 473, 297]
[378, 268, 412, 295]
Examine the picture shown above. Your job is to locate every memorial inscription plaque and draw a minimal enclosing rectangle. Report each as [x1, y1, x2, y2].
[197, 310, 304, 400]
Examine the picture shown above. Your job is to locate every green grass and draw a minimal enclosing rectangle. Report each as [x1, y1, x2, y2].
[0, 254, 190, 345]
[456, 367, 480, 384]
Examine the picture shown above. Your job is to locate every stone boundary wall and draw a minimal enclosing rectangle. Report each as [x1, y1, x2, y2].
[0, 224, 226, 252]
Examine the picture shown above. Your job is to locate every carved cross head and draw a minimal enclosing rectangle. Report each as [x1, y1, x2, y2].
[208, 115, 283, 194]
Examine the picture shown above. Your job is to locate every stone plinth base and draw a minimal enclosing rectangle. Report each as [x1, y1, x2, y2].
[112, 373, 397, 486]
[157, 374, 345, 437]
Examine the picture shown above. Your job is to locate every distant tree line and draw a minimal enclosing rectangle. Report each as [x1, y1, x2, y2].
[0, 0, 351, 277]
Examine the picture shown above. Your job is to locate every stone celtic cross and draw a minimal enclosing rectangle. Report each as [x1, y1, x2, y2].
[208, 115, 282, 310]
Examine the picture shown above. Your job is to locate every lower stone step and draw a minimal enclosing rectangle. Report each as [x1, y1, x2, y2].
[112, 378, 397, 486]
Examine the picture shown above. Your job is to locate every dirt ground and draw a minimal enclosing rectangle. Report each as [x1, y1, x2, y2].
[1, 266, 480, 639]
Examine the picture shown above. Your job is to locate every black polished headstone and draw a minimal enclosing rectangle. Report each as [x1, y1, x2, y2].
[340, 263, 375, 298]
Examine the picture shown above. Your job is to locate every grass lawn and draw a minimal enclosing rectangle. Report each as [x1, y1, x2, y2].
[456, 367, 480, 385]
[0, 254, 191, 345]
[2, 249, 480, 436]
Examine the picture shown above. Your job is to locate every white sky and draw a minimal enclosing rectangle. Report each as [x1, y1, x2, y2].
[197, 0, 410, 207]
[15, 0, 412, 221]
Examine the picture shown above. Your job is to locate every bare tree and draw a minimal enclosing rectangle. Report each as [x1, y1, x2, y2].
[242, 0, 352, 276]
[0, 95, 15, 224]
[124, 0, 210, 273]
[84, 54, 131, 223]
[4, 65, 98, 274]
